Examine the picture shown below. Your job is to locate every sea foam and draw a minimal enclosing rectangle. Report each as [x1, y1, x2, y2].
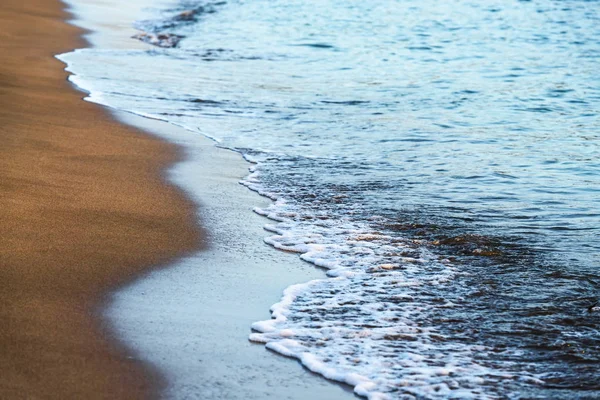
[243, 165, 541, 399]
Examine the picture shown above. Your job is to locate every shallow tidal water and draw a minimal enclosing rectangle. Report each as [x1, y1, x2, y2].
[59, 0, 599, 398]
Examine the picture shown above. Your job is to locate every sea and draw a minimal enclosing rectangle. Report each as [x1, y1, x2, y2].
[58, 0, 599, 399]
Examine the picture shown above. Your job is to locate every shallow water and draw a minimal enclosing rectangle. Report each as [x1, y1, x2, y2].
[59, 0, 599, 398]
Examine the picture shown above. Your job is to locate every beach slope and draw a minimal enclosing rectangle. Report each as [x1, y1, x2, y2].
[0, 0, 201, 398]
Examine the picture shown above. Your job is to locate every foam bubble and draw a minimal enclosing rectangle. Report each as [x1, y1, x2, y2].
[244, 163, 545, 399]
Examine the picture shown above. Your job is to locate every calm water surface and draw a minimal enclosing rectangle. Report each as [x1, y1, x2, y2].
[60, 0, 599, 398]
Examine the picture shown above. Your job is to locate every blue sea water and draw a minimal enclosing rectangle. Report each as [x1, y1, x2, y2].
[59, 0, 599, 398]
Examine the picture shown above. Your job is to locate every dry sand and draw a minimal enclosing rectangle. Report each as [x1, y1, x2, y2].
[0, 0, 202, 398]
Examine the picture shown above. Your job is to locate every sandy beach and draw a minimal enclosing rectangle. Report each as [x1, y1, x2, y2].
[0, 0, 353, 398]
[0, 0, 201, 398]
[7, 0, 596, 398]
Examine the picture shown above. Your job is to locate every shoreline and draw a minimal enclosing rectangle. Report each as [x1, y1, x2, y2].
[30, 0, 600, 398]
[57, 0, 354, 398]
[0, 0, 202, 398]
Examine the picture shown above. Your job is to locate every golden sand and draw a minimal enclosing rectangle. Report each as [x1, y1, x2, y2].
[0, 0, 202, 397]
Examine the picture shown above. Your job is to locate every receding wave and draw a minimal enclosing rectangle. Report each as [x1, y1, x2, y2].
[58, 0, 600, 398]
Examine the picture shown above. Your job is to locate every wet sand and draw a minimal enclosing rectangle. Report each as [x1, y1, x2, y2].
[0, 0, 201, 398]
[107, 113, 354, 400]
